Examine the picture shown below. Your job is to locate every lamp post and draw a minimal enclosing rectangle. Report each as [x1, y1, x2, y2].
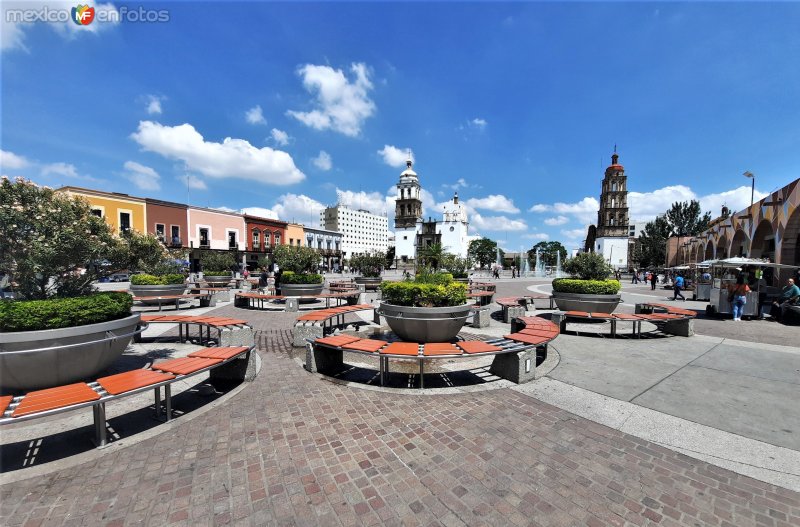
[743, 171, 754, 208]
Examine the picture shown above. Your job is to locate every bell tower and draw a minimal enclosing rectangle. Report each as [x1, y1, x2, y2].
[596, 151, 629, 238]
[394, 152, 423, 262]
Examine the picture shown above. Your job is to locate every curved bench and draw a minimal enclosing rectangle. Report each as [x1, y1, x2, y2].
[234, 290, 360, 310]
[307, 316, 559, 386]
[552, 304, 697, 338]
[496, 295, 555, 322]
[135, 314, 254, 347]
[292, 304, 376, 347]
[0, 345, 252, 447]
[132, 292, 213, 311]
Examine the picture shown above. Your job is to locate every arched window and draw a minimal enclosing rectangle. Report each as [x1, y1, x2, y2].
[611, 182, 617, 192]
[252, 228, 260, 249]
[263, 230, 271, 247]
[274, 232, 281, 246]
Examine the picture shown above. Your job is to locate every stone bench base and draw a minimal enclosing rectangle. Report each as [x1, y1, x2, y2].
[293, 322, 323, 347]
[489, 348, 539, 384]
[662, 318, 694, 337]
[503, 304, 526, 323]
[305, 343, 343, 373]
[471, 307, 491, 328]
[210, 348, 258, 386]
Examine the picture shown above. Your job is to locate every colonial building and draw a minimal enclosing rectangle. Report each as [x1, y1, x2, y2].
[303, 226, 343, 271]
[320, 204, 387, 259]
[439, 192, 470, 258]
[243, 215, 287, 270]
[394, 156, 423, 263]
[58, 186, 147, 235]
[586, 152, 631, 270]
[145, 198, 187, 248]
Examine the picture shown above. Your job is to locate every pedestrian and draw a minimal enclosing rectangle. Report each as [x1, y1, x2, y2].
[727, 275, 750, 321]
[770, 278, 800, 322]
[266, 272, 276, 295]
[511, 265, 516, 279]
[631, 268, 638, 284]
[258, 267, 268, 292]
[673, 273, 686, 301]
[650, 271, 657, 291]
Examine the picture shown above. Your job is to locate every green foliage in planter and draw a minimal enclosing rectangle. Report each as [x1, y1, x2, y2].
[441, 254, 472, 279]
[0, 292, 133, 332]
[279, 271, 323, 284]
[413, 271, 454, 285]
[199, 250, 237, 274]
[551, 278, 621, 295]
[130, 273, 185, 286]
[349, 252, 385, 278]
[561, 252, 614, 280]
[273, 245, 319, 274]
[380, 281, 467, 307]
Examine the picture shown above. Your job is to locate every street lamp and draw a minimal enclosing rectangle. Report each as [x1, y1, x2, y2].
[743, 171, 754, 208]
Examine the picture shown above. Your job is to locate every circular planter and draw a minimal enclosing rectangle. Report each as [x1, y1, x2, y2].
[377, 302, 472, 342]
[552, 291, 621, 313]
[0, 313, 142, 392]
[130, 283, 187, 305]
[280, 283, 324, 299]
[354, 277, 382, 291]
[203, 275, 232, 286]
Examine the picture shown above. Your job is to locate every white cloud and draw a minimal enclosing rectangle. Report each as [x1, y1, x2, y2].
[700, 186, 767, 216]
[145, 95, 164, 115]
[0, 150, 29, 170]
[530, 197, 599, 224]
[472, 213, 527, 232]
[241, 206, 278, 220]
[377, 145, 411, 167]
[470, 118, 487, 129]
[543, 215, 569, 226]
[131, 121, 305, 185]
[212, 206, 236, 213]
[41, 162, 79, 178]
[177, 174, 207, 190]
[270, 128, 289, 146]
[123, 161, 160, 191]
[444, 178, 469, 191]
[465, 194, 520, 214]
[312, 150, 332, 171]
[335, 188, 390, 216]
[2, 1, 120, 52]
[522, 233, 550, 240]
[245, 105, 266, 125]
[561, 227, 588, 239]
[628, 184, 768, 223]
[271, 193, 326, 226]
[287, 62, 376, 136]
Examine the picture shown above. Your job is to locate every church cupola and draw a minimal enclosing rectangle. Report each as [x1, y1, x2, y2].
[596, 149, 630, 238]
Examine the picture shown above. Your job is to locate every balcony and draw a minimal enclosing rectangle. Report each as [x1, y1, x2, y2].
[170, 237, 182, 248]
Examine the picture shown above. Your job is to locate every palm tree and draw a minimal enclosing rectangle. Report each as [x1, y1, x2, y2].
[418, 243, 445, 271]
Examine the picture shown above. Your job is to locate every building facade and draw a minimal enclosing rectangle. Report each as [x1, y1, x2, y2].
[58, 187, 147, 235]
[243, 215, 287, 269]
[439, 192, 470, 258]
[394, 156, 423, 263]
[303, 226, 343, 271]
[285, 223, 305, 247]
[187, 206, 246, 252]
[587, 152, 631, 270]
[320, 204, 388, 259]
[145, 198, 187, 248]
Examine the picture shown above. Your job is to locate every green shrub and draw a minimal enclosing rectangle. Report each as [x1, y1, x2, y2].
[380, 281, 467, 307]
[561, 252, 614, 280]
[441, 254, 472, 279]
[202, 270, 232, 276]
[279, 271, 323, 284]
[0, 292, 133, 332]
[551, 278, 621, 295]
[130, 273, 185, 285]
[273, 245, 319, 274]
[413, 271, 454, 285]
[199, 250, 237, 274]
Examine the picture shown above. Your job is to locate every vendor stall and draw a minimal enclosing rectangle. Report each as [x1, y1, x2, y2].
[706, 258, 797, 319]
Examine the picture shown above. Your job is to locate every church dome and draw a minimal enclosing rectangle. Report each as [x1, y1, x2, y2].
[400, 155, 418, 180]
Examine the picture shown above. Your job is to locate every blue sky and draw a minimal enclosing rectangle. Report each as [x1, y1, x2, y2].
[2, 1, 800, 252]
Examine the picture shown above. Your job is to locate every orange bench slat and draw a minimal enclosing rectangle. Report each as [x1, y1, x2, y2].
[11, 383, 100, 417]
[519, 328, 559, 338]
[456, 341, 503, 354]
[0, 395, 13, 415]
[315, 335, 362, 347]
[380, 342, 420, 356]
[611, 313, 644, 320]
[188, 346, 250, 360]
[153, 357, 222, 375]
[97, 370, 176, 395]
[422, 343, 461, 356]
[565, 311, 590, 317]
[589, 312, 613, 319]
[342, 339, 387, 353]
[505, 332, 549, 346]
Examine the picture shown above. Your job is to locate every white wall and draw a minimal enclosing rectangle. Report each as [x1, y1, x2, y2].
[395, 226, 418, 260]
[596, 237, 629, 270]
[439, 222, 469, 258]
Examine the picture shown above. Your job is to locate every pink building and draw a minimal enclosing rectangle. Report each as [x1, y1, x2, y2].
[187, 206, 246, 252]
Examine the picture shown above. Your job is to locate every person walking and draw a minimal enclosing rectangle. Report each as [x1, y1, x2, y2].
[650, 271, 657, 290]
[631, 268, 638, 284]
[728, 276, 750, 321]
[673, 274, 686, 301]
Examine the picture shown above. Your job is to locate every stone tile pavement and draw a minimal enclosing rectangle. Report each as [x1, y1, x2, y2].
[2, 305, 800, 526]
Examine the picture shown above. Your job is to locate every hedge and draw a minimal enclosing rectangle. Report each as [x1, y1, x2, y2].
[380, 281, 467, 307]
[0, 292, 133, 332]
[130, 273, 185, 285]
[279, 271, 323, 284]
[551, 278, 621, 295]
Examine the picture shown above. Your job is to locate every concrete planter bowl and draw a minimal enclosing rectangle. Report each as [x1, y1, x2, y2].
[354, 277, 382, 291]
[129, 283, 187, 304]
[0, 313, 142, 392]
[552, 291, 621, 313]
[377, 302, 472, 342]
[280, 283, 324, 299]
[202, 275, 233, 286]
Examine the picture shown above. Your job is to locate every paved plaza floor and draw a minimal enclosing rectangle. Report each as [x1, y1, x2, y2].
[1, 279, 799, 526]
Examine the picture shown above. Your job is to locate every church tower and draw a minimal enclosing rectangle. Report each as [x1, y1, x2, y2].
[594, 150, 630, 270]
[394, 154, 422, 262]
[596, 151, 629, 237]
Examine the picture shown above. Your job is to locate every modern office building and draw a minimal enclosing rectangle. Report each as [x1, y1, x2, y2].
[321, 204, 388, 259]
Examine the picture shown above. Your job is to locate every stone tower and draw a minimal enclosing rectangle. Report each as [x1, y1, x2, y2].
[394, 153, 422, 262]
[596, 151, 629, 237]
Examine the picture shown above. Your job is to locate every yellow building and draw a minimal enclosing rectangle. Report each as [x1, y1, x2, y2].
[58, 186, 147, 235]
[285, 223, 305, 247]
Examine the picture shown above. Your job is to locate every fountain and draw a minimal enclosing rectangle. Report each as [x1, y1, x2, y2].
[555, 251, 563, 278]
[533, 249, 546, 277]
[520, 255, 530, 277]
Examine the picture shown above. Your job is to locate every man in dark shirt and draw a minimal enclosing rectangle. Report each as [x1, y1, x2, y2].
[770, 278, 800, 322]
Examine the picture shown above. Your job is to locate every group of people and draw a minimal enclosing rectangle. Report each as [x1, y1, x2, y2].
[631, 268, 660, 291]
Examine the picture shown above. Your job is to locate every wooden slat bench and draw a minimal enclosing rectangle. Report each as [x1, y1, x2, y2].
[307, 316, 559, 386]
[0, 346, 251, 447]
[135, 314, 253, 347]
[496, 295, 556, 322]
[552, 305, 697, 338]
[292, 304, 376, 347]
[132, 292, 213, 311]
[234, 290, 361, 310]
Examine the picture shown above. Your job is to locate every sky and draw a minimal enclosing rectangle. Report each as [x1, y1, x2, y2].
[2, 1, 800, 252]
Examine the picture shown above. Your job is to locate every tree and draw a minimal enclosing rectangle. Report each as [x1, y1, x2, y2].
[666, 200, 711, 237]
[106, 229, 173, 275]
[468, 238, 502, 269]
[636, 215, 672, 269]
[418, 243, 445, 271]
[527, 241, 567, 268]
[385, 246, 395, 268]
[0, 177, 118, 299]
[562, 252, 614, 280]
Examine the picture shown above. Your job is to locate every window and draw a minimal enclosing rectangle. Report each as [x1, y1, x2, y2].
[199, 228, 210, 248]
[155, 223, 165, 241]
[274, 233, 281, 245]
[91, 208, 103, 218]
[252, 229, 260, 249]
[171, 226, 181, 246]
[228, 231, 237, 249]
[119, 212, 131, 233]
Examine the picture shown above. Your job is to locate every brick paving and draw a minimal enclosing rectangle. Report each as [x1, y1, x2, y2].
[2, 305, 800, 526]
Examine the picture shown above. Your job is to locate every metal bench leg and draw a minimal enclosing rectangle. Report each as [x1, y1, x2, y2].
[93, 403, 107, 447]
[155, 387, 162, 418]
[419, 359, 424, 389]
[164, 385, 172, 421]
[611, 320, 616, 338]
[179, 323, 184, 343]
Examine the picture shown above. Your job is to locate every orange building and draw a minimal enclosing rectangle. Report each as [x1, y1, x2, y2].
[58, 186, 147, 235]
